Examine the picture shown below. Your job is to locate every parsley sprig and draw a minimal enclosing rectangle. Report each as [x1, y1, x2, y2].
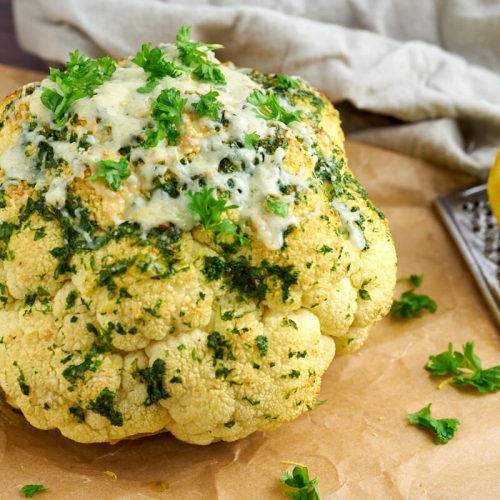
[132, 42, 182, 93]
[175, 26, 226, 84]
[247, 89, 301, 125]
[41, 51, 116, 126]
[88, 157, 131, 191]
[21, 484, 47, 498]
[145, 87, 187, 148]
[391, 274, 437, 319]
[266, 196, 290, 218]
[186, 186, 247, 244]
[192, 91, 222, 120]
[407, 404, 459, 445]
[280, 465, 320, 500]
[425, 341, 500, 393]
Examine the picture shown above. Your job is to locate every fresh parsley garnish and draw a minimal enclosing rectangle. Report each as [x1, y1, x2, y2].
[88, 157, 131, 191]
[21, 484, 47, 498]
[175, 26, 226, 85]
[277, 74, 300, 90]
[186, 186, 247, 244]
[132, 42, 182, 93]
[192, 91, 222, 120]
[246, 89, 301, 124]
[243, 131, 259, 149]
[407, 404, 459, 445]
[265, 196, 290, 218]
[280, 465, 320, 500]
[41, 51, 116, 125]
[144, 87, 187, 148]
[425, 341, 500, 393]
[391, 274, 436, 319]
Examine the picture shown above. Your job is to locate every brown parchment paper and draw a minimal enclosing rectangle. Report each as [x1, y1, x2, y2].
[0, 65, 499, 500]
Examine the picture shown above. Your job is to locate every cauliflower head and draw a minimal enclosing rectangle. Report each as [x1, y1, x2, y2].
[0, 29, 396, 444]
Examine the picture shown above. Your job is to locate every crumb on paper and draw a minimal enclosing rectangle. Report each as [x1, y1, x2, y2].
[103, 471, 118, 481]
[148, 481, 169, 492]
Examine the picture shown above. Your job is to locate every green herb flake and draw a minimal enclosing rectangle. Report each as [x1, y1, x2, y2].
[391, 290, 436, 319]
[246, 89, 301, 124]
[265, 196, 290, 218]
[425, 341, 500, 393]
[132, 42, 182, 93]
[88, 387, 123, 426]
[243, 131, 259, 149]
[280, 465, 320, 500]
[88, 157, 131, 191]
[21, 484, 47, 498]
[41, 51, 116, 125]
[255, 335, 268, 357]
[192, 90, 222, 120]
[407, 404, 459, 445]
[135, 359, 170, 406]
[33, 227, 46, 241]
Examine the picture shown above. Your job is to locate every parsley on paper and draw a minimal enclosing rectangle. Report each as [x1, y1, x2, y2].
[186, 186, 247, 244]
[425, 341, 500, 393]
[144, 87, 187, 148]
[88, 157, 131, 191]
[41, 51, 116, 125]
[391, 274, 437, 319]
[175, 26, 226, 85]
[132, 42, 182, 93]
[407, 404, 459, 445]
[280, 465, 320, 500]
[192, 91, 222, 120]
[21, 484, 47, 498]
[265, 196, 290, 218]
[247, 90, 301, 125]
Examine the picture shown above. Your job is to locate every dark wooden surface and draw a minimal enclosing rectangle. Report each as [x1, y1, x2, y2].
[0, 0, 48, 70]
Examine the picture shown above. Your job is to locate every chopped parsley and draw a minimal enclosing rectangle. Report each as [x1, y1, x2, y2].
[135, 359, 170, 406]
[175, 26, 226, 84]
[62, 345, 103, 386]
[41, 51, 116, 125]
[88, 157, 131, 191]
[265, 196, 290, 218]
[246, 89, 301, 124]
[144, 87, 187, 148]
[255, 335, 268, 357]
[88, 388, 123, 426]
[280, 465, 320, 500]
[391, 274, 436, 319]
[243, 131, 259, 149]
[21, 484, 47, 498]
[33, 226, 46, 241]
[192, 90, 222, 120]
[132, 42, 182, 93]
[425, 341, 500, 393]
[407, 404, 459, 445]
[186, 186, 247, 244]
[17, 368, 30, 396]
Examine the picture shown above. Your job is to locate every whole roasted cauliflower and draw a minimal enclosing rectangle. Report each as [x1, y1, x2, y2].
[0, 28, 396, 444]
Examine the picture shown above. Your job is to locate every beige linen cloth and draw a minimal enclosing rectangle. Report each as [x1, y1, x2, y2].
[13, 0, 500, 178]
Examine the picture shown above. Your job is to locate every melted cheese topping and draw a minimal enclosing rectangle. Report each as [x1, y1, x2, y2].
[0, 43, 362, 251]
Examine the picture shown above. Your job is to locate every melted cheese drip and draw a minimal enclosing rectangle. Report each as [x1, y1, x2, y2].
[0, 43, 348, 250]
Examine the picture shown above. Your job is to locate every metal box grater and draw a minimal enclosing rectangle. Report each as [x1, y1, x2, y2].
[435, 184, 500, 327]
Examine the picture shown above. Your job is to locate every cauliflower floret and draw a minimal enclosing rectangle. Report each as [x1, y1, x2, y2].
[0, 39, 396, 444]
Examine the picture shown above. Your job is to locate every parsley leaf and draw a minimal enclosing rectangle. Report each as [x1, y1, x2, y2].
[243, 131, 259, 149]
[425, 341, 500, 393]
[132, 42, 182, 93]
[41, 51, 116, 125]
[407, 404, 459, 445]
[175, 26, 226, 85]
[280, 465, 320, 500]
[277, 74, 300, 90]
[144, 87, 187, 148]
[265, 196, 290, 217]
[247, 89, 301, 124]
[88, 157, 131, 191]
[192, 91, 222, 120]
[21, 484, 47, 498]
[186, 187, 247, 244]
[391, 290, 437, 318]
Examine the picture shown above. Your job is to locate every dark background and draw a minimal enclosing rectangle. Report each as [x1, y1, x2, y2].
[0, 0, 47, 70]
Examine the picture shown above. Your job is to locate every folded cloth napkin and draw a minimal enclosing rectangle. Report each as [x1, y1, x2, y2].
[13, 0, 500, 178]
